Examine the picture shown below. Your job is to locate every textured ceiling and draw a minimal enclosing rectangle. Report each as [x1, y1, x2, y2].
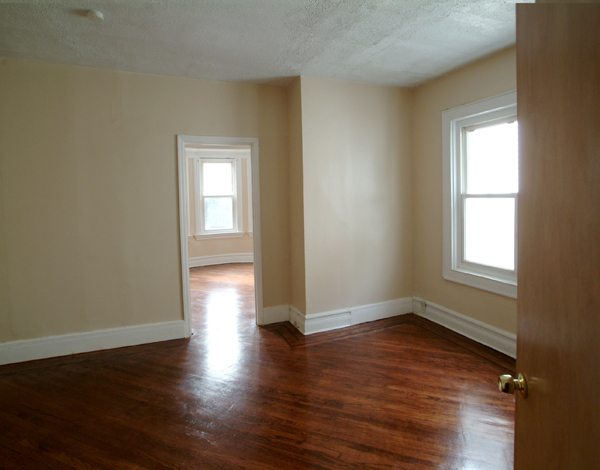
[0, 0, 530, 88]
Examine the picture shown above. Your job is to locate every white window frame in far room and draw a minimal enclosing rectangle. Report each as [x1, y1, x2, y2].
[194, 156, 243, 238]
[187, 147, 253, 240]
[442, 90, 518, 299]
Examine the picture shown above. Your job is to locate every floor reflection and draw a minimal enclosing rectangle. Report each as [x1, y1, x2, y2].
[204, 289, 241, 376]
[189, 263, 255, 380]
[448, 392, 515, 470]
[186, 263, 514, 469]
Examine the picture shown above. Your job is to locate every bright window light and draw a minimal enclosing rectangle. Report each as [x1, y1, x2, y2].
[203, 162, 233, 196]
[466, 121, 518, 194]
[463, 120, 518, 271]
[464, 197, 515, 270]
[442, 91, 518, 298]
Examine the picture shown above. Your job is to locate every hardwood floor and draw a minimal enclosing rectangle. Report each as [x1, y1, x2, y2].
[0, 263, 515, 469]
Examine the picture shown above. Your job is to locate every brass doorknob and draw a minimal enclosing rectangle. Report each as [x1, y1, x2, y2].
[498, 373, 528, 398]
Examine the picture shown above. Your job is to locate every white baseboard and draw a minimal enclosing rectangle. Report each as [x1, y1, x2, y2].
[294, 307, 352, 335]
[189, 253, 253, 268]
[0, 320, 187, 366]
[262, 305, 291, 325]
[0, 295, 516, 365]
[289, 298, 413, 335]
[352, 298, 413, 325]
[289, 305, 305, 333]
[414, 297, 517, 358]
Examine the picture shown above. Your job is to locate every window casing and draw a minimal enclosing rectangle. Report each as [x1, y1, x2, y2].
[196, 158, 242, 236]
[442, 91, 518, 298]
[187, 148, 251, 240]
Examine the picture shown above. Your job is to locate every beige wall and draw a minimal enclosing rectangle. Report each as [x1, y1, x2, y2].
[188, 236, 254, 259]
[187, 157, 254, 258]
[411, 47, 518, 334]
[288, 78, 307, 313]
[300, 76, 413, 315]
[1, 47, 519, 346]
[0, 58, 289, 343]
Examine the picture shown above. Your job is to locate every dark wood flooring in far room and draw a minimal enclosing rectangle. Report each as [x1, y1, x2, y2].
[0, 263, 515, 469]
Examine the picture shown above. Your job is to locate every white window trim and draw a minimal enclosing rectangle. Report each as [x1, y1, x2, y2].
[186, 148, 252, 240]
[194, 157, 243, 238]
[442, 90, 518, 299]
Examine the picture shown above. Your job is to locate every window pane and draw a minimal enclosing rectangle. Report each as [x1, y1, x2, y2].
[464, 198, 515, 270]
[203, 162, 233, 196]
[204, 197, 233, 230]
[465, 120, 518, 194]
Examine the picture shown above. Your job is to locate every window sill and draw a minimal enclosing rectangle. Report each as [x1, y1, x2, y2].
[192, 232, 248, 240]
[442, 268, 517, 299]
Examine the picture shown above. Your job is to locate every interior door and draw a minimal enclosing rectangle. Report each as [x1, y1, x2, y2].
[515, 3, 600, 468]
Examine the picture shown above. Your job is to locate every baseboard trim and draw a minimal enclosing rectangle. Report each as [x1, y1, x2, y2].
[289, 298, 413, 336]
[189, 253, 253, 268]
[0, 295, 516, 365]
[0, 320, 187, 366]
[289, 305, 305, 334]
[262, 305, 290, 325]
[303, 308, 352, 335]
[413, 297, 517, 358]
[352, 298, 413, 325]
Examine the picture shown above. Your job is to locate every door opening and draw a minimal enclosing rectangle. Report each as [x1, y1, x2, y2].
[177, 135, 263, 336]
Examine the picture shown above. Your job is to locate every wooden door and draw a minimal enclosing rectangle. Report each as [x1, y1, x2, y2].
[515, 3, 600, 468]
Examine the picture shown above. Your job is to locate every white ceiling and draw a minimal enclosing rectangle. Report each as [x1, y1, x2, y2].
[0, 0, 530, 88]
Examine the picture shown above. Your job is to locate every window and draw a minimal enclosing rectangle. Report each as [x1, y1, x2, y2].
[197, 159, 240, 234]
[442, 91, 518, 298]
[187, 148, 251, 239]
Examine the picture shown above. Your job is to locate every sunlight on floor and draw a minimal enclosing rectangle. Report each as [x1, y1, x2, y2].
[204, 289, 241, 376]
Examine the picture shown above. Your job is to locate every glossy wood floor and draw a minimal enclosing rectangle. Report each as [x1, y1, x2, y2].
[0, 263, 515, 469]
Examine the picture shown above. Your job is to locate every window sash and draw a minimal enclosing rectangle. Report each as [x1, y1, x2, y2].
[203, 195, 234, 231]
[202, 161, 234, 197]
[460, 116, 518, 195]
[458, 116, 518, 276]
[442, 90, 518, 298]
[194, 158, 242, 236]
[457, 194, 518, 281]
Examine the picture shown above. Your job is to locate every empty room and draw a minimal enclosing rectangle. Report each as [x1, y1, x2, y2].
[1, 1, 598, 468]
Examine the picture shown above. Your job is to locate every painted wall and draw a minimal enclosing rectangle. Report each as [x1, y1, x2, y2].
[0, 48, 519, 347]
[288, 78, 307, 313]
[411, 47, 518, 334]
[187, 156, 253, 259]
[300, 76, 413, 315]
[188, 235, 254, 259]
[0, 58, 289, 343]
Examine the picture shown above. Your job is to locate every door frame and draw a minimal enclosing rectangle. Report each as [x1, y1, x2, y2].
[177, 135, 263, 336]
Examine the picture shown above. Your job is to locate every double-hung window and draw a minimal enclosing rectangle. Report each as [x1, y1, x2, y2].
[188, 149, 250, 239]
[442, 91, 518, 298]
[197, 159, 241, 235]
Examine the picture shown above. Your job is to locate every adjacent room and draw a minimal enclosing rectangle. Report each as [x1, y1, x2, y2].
[182, 137, 258, 359]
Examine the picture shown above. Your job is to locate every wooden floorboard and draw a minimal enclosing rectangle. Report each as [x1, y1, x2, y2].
[268, 314, 516, 373]
[0, 263, 515, 469]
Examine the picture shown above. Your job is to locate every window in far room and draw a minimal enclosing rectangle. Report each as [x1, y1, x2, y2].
[442, 91, 518, 298]
[200, 159, 238, 233]
[187, 147, 252, 240]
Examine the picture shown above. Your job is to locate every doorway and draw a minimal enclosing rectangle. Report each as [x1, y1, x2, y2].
[177, 135, 263, 337]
